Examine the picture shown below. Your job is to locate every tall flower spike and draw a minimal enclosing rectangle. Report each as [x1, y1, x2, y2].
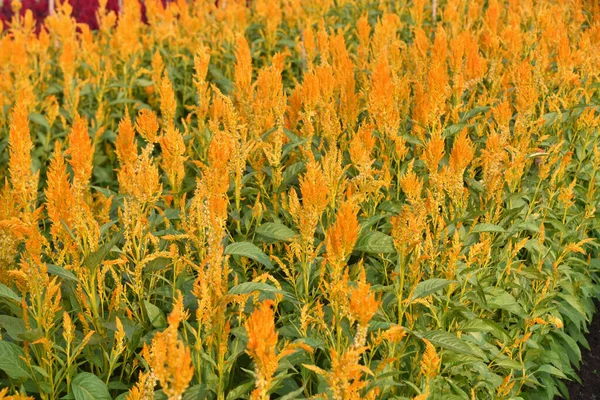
[68, 114, 94, 192]
[143, 291, 193, 400]
[45, 141, 76, 249]
[159, 125, 187, 194]
[422, 135, 445, 174]
[449, 129, 475, 173]
[349, 267, 379, 347]
[159, 73, 177, 127]
[119, 147, 162, 204]
[325, 200, 359, 267]
[420, 339, 440, 382]
[135, 109, 160, 145]
[234, 35, 253, 106]
[115, 112, 138, 166]
[193, 46, 211, 122]
[8, 101, 37, 211]
[246, 300, 278, 400]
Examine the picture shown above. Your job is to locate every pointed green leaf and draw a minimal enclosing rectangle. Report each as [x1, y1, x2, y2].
[0, 341, 31, 380]
[488, 290, 526, 317]
[225, 381, 254, 400]
[0, 283, 21, 302]
[228, 282, 283, 296]
[0, 316, 26, 341]
[225, 242, 274, 269]
[471, 223, 505, 234]
[256, 222, 297, 242]
[71, 372, 112, 400]
[536, 364, 568, 379]
[84, 233, 122, 271]
[28, 112, 50, 130]
[144, 301, 167, 329]
[47, 264, 78, 282]
[409, 279, 455, 302]
[423, 330, 482, 358]
[355, 231, 395, 254]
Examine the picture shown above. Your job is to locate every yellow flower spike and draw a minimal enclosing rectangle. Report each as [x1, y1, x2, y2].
[349, 267, 379, 347]
[368, 57, 399, 138]
[234, 35, 253, 106]
[422, 135, 445, 175]
[325, 199, 359, 268]
[246, 300, 279, 400]
[193, 46, 211, 121]
[420, 339, 441, 381]
[143, 292, 193, 400]
[135, 109, 161, 145]
[0, 387, 35, 400]
[159, 73, 177, 127]
[119, 147, 162, 204]
[449, 129, 475, 174]
[8, 101, 37, 211]
[67, 114, 94, 192]
[45, 141, 77, 252]
[115, 112, 138, 167]
[151, 51, 165, 88]
[159, 125, 187, 194]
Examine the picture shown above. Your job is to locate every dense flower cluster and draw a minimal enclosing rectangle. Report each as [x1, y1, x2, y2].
[0, 0, 599, 399]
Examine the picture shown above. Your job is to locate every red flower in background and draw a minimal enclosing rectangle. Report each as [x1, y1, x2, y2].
[0, 0, 168, 30]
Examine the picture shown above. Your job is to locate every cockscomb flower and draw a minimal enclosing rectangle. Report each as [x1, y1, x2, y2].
[135, 109, 160, 145]
[326, 200, 359, 268]
[159, 73, 177, 127]
[0, 388, 35, 400]
[45, 142, 77, 254]
[245, 300, 278, 400]
[115, 112, 138, 166]
[420, 339, 440, 382]
[159, 125, 187, 194]
[67, 115, 94, 193]
[119, 147, 162, 204]
[349, 267, 379, 346]
[8, 102, 37, 211]
[142, 292, 193, 400]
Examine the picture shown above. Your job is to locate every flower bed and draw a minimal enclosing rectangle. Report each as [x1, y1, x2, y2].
[0, 1, 600, 399]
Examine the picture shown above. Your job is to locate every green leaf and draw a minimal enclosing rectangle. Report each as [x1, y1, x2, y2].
[488, 290, 526, 317]
[256, 222, 297, 242]
[18, 328, 43, 342]
[71, 372, 112, 400]
[443, 123, 468, 138]
[0, 283, 21, 302]
[471, 223, 505, 234]
[557, 293, 587, 320]
[461, 106, 490, 122]
[144, 301, 167, 329]
[461, 319, 511, 342]
[28, 112, 50, 130]
[84, 233, 122, 272]
[0, 341, 31, 380]
[494, 358, 523, 370]
[536, 364, 568, 379]
[279, 386, 307, 400]
[47, 264, 78, 282]
[355, 231, 395, 254]
[422, 330, 482, 358]
[409, 279, 455, 302]
[135, 78, 154, 87]
[225, 381, 254, 400]
[280, 161, 306, 188]
[228, 282, 284, 296]
[0, 316, 26, 341]
[183, 384, 209, 400]
[225, 242, 274, 269]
